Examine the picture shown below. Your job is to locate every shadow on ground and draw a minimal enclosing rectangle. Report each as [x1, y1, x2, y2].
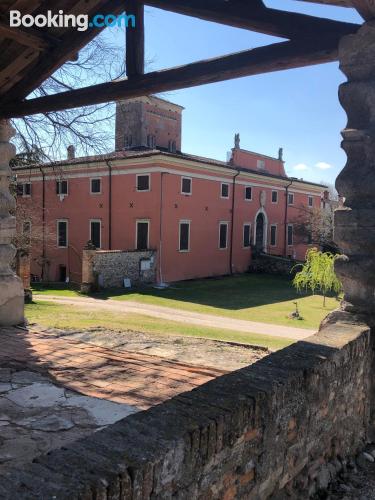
[32, 274, 332, 311]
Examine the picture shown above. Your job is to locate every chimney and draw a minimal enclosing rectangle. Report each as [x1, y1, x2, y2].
[67, 145, 75, 160]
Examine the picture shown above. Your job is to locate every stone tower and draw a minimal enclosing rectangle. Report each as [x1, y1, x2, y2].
[115, 95, 184, 152]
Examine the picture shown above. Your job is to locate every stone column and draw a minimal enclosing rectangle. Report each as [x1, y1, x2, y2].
[335, 21, 375, 322]
[0, 120, 24, 325]
[15, 252, 32, 303]
[81, 241, 97, 293]
[335, 21, 375, 440]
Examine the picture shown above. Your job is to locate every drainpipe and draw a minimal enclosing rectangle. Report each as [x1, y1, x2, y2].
[229, 169, 240, 274]
[284, 177, 296, 257]
[39, 166, 46, 280]
[158, 171, 167, 285]
[105, 160, 112, 250]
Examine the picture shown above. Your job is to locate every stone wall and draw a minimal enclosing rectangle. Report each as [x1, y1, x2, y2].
[2, 311, 373, 499]
[0, 120, 24, 325]
[249, 253, 299, 277]
[82, 249, 156, 290]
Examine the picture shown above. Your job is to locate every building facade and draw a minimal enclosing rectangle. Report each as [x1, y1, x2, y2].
[15, 96, 326, 284]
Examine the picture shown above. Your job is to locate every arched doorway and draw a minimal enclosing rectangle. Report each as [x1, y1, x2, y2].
[255, 213, 265, 251]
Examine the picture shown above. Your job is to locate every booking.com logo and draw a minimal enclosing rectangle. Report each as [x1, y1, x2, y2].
[9, 10, 136, 32]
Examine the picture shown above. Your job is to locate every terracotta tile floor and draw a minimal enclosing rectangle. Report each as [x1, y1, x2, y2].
[0, 327, 227, 409]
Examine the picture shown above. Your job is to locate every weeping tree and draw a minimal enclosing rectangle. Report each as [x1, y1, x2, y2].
[293, 248, 342, 307]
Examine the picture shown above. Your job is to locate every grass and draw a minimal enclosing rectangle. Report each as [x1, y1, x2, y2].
[32, 274, 340, 330]
[26, 300, 294, 351]
[32, 283, 81, 297]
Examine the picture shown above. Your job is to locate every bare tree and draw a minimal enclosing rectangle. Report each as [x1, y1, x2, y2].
[12, 29, 127, 161]
[292, 204, 337, 253]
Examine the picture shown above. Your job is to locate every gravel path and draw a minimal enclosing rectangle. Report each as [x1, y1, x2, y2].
[34, 294, 315, 341]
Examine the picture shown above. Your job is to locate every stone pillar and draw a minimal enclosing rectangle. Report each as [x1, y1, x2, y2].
[0, 120, 24, 325]
[335, 21, 375, 440]
[15, 252, 32, 303]
[335, 21, 375, 321]
[81, 241, 97, 293]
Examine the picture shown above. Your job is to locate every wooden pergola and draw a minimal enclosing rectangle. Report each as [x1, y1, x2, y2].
[0, 0, 373, 326]
[0, 0, 368, 117]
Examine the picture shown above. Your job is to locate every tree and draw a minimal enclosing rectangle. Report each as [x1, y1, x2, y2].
[292, 205, 337, 253]
[12, 29, 127, 160]
[9, 147, 57, 280]
[293, 248, 342, 307]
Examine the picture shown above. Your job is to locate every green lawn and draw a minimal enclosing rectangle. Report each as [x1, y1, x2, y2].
[26, 300, 293, 351]
[32, 274, 339, 330]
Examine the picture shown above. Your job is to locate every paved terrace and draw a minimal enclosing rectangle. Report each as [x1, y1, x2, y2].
[0, 326, 229, 470]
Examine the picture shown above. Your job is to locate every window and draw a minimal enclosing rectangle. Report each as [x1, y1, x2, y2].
[181, 177, 192, 195]
[90, 220, 101, 249]
[288, 192, 294, 205]
[243, 224, 251, 248]
[272, 191, 278, 203]
[219, 222, 228, 249]
[221, 183, 229, 199]
[24, 183, 31, 196]
[17, 183, 31, 197]
[136, 220, 149, 250]
[137, 174, 150, 191]
[147, 134, 156, 148]
[245, 186, 252, 201]
[257, 159, 266, 170]
[57, 220, 68, 248]
[308, 195, 313, 207]
[287, 224, 293, 246]
[90, 178, 101, 194]
[56, 180, 68, 195]
[124, 135, 132, 148]
[270, 225, 277, 246]
[179, 221, 190, 252]
[168, 140, 176, 153]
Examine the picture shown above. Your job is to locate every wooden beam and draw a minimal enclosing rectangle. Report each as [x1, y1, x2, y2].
[351, 0, 375, 19]
[0, 49, 40, 89]
[296, 0, 351, 7]
[144, 0, 359, 39]
[126, 1, 145, 77]
[0, 0, 126, 102]
[0, 22, 51, 51]
[0, 38, 340, 119]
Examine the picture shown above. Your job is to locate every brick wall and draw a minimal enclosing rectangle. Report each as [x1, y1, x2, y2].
[2, 311, 373, 499]
[82, 249, 156, 290]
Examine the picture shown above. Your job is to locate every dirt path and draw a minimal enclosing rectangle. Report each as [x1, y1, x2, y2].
[33, 294, 316, 341]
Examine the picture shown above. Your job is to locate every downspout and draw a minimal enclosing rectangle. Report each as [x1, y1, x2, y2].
[230, 169, 240, 274]
[105, 160, 112, 250]
[284, 178, 295, 257]
[39, 166, 46, 280]
[158, 171, 167, 285]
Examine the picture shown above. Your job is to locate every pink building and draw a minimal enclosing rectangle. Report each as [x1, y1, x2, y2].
[15, 96, 326, 284]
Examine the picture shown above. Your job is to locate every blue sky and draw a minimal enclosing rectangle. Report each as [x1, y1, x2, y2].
[107, 1, 362, 186]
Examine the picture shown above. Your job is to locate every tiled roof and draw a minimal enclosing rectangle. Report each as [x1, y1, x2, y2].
[13, 147, 327, 189]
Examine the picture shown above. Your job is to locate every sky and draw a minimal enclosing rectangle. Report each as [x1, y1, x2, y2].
[107, 1, 362, 186]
